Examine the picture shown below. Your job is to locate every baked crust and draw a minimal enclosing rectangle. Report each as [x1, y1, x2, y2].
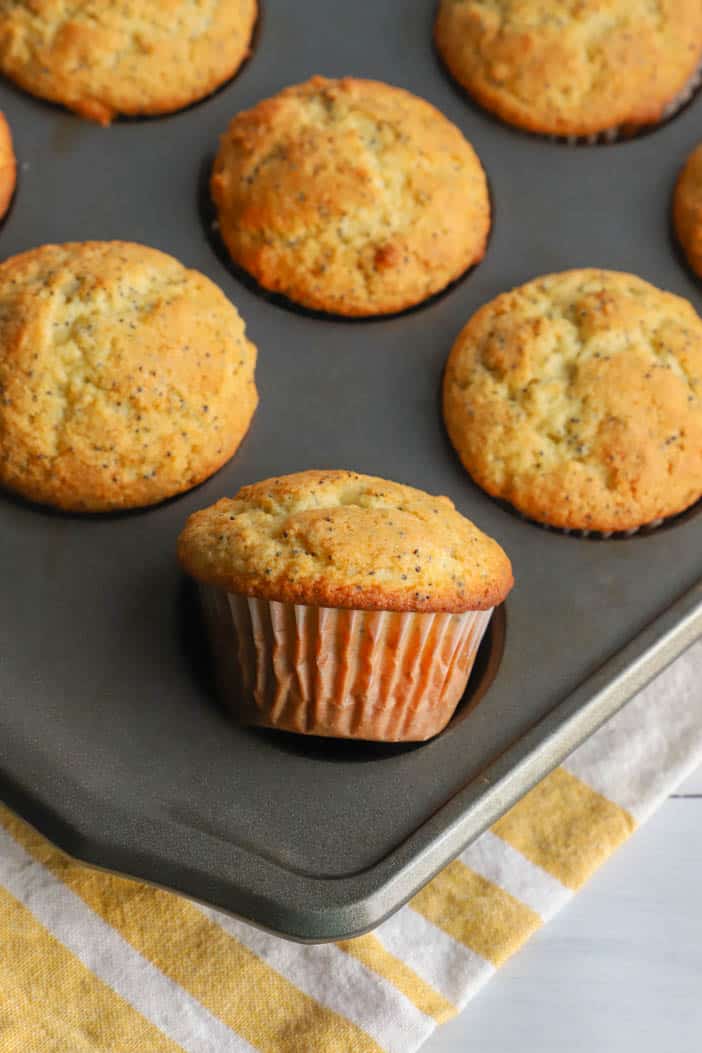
[211, 76, 490, 316]
[0, 241, 258, 511]
[674, 144, 702, 279]
[0, 0, 257, 125]
[443, 270, 702, 532]
[0, 112, 16, 220]
[178, 470, 513, 611]
[434, 0, 702, 138]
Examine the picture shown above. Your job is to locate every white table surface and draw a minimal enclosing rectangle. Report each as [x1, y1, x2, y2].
[424, 765, 702, 1053]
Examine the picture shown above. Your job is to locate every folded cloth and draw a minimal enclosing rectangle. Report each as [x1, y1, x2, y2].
[1, 640, 700, 1053]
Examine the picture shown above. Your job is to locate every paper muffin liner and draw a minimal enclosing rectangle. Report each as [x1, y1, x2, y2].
[486, 491, 670, 539]
[199, 586, 494, 742]
[550, 65, 702, 146]
[530, 516, 663, 539]
[512, 507, 665, 539]
[559, 519, 662, 539]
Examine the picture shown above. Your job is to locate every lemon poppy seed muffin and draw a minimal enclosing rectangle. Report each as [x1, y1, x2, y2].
[434, 0, 702, 140]
[443, 270, 702, 533]
[0, 113, 15, 221]
[211, 76, 491, 316]
[0, 241, 258, 512]
[0, 0, 257, 126]
[179, 470, 513, 610]
[674, 144, 702, 279]
[179, 471, 513, 741]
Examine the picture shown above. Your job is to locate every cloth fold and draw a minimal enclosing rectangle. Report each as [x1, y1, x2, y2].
[1, 640, 700, 1053]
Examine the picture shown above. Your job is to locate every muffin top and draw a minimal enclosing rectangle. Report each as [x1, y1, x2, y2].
[0, 241, 258, 512]
[443, 270, 702, 532]
[0, 0, 257, 125]
[434, 0, 702, 138]
[0, 112, 15, 220]
[674, 144, 702, 279]
[178, 470, 513, 611]
[211, 76, 490, 316]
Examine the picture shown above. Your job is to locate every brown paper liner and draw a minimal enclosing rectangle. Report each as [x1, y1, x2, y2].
[199, 587, 493, 742]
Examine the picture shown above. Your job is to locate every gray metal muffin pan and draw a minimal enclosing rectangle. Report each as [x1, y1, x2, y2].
[0, 0, 701, 943]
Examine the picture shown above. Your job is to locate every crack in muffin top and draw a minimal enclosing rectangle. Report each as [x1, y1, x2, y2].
[178, 470, 513, 611]
[0, 241, 258, 511]
[211, 76, 491, 316]
[443, 269, 702, 532]
[435, 0, 702, 138]
[0, 0, 257, 124]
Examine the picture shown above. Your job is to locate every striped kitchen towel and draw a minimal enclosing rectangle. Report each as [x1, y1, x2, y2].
[1, 639, 700, 1053]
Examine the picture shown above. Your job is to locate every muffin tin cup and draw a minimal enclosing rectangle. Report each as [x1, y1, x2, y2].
[199, 586, 493, 742]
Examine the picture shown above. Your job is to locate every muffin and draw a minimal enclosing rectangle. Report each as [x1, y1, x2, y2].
[0, 241, 258, 512]
[211, 76, 491, 316]
[674, 144, 702, 278]
[178, 470, 513, 741]
[0, 112, 15, 221]
[0, 0, 257, 125]
[434, 0, 702, 141]
[443, 270, 702, 533]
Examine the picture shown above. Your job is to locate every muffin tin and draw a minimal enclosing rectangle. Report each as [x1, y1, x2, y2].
[0, 0, 700, 942]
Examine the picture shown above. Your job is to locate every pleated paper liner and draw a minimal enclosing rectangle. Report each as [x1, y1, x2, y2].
[528, 515, 663, 540]
[503, 497, 702, 540]
[199, 586, 494, 742]
[551, 65, 702, 146]
[484, 488, 702, 541]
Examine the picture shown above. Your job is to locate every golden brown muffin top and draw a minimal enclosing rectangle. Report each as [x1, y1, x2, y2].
[178, 470, 513, 611]
[0, 112, 15, 221]
[211, 76, 490, 316]
[0, 241, 258, 512]
[443, 270, 702, 532]
[435, 0, 702, 138]
[0, 0, 257, 125]
[674, 144, 702, 279]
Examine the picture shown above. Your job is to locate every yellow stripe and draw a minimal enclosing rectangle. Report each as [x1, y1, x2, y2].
[0, 808, 383, 1053]
[0, 883, 180, 1053]
[338, 933, 456, 1023]
[410, 860, 540, 967]
[492, 767, 635, 890]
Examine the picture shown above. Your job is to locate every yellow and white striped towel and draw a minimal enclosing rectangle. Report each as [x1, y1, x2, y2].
[1, 640, 701, 1053]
